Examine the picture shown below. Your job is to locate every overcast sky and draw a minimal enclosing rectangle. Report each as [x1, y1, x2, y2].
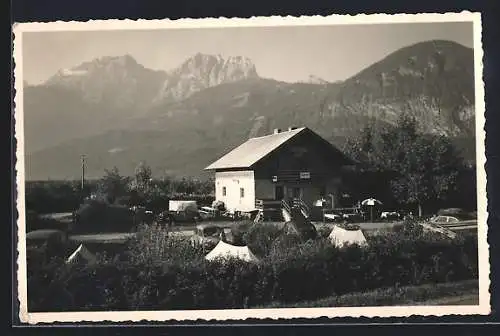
[22, 21, 473, 85]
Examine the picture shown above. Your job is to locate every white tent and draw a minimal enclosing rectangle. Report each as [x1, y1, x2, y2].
[205, 241, 259, 263]
[66, 244, 97, 265]
[328, 225, 368, 248]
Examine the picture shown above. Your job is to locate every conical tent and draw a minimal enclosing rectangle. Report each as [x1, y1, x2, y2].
[205, 241, 259, 263]
[66, 244, 97, 265]
[328, 225, 368, 248]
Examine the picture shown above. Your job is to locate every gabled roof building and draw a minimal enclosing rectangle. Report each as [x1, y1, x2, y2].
[205, 127, 353, 213]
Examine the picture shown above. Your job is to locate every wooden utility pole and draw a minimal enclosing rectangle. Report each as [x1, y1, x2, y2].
[80, 154, 86, 190]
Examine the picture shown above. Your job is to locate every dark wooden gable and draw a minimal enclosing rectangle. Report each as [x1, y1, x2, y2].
[253, 129, 352, 181]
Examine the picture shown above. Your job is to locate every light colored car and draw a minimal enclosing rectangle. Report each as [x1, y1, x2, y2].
[323, 212, 342, 222]
[380, 211, 402, 220]
[428, 215, 477, 234]
[430, 215, 460, 224]
[26, 229, 68, 249]
[430, 215, 477, 225]
[342, 212, 363, 222]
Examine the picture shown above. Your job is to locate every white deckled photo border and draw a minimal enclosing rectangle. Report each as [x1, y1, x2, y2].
[12, 12, 489, 324]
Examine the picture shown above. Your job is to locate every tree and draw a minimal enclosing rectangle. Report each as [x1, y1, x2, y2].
[134, 162, 153, 192]
[97, 167, 131, 204]
[347, 113, 464, 216]
[381, 115, 463, 216]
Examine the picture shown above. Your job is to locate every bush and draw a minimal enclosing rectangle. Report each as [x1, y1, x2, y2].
[27, 225, 479, 312]
[243, 223, 282, 257]
[127, 223, 205, 265]
[230, 220, 254, 246]
[317, 225, 332, 239]
[25, 180, 96, 214]
[72, 200, 136, 233]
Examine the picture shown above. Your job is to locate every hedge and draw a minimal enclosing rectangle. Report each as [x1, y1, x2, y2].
[27, 225, 478, 312]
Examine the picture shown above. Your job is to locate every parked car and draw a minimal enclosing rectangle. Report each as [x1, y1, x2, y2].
[323, 211, 343, 222]
[162, 200, 202, 224]
[190, 223, 225, 250]
[342, 210, 364, 223]
[157, 210, 201, 226]
[380, 211, 402, 220]
[428, 212, 477, 236]
[198, 206, 218, 220]
[429, 215, 477, 226]
[26, 229, 68, 249]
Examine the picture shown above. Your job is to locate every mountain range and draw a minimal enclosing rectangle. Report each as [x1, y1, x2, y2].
[23, 40, 476, 181]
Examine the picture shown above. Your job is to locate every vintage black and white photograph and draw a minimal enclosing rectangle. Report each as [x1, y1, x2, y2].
[14, 13, 489, 323]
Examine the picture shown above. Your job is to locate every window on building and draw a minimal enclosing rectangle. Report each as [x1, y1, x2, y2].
[222, 186, 226, 196]
[240, 188, 245, 198]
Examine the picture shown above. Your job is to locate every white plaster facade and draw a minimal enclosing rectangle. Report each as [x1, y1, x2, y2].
[215, 170, 256, 212]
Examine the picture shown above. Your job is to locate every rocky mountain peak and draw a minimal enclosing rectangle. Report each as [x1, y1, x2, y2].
[156, 53, 259, 102]
[45, 54, 167, 109]
[48, 54, 150, 83]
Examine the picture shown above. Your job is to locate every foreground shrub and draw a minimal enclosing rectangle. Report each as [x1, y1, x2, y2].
[28, 227, 479, 312]
[127, 223, 205, 265]
[230, 221, 254, 246]
[243, 223, 282, 257]
[317, 225, 332, 239]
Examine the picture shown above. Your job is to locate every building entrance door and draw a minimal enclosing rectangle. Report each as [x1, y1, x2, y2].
[275, 185, 284, 200]
[288, 186, 302, 199]
[294, 187, 302, 199]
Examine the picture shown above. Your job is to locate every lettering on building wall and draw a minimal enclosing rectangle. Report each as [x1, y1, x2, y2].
[300, 172, 311, 179]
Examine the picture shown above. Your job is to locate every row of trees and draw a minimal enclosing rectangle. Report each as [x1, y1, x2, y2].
[343, 113, 475, 216]
[95, 164, 214, 210]
[26, 166, 215, 214]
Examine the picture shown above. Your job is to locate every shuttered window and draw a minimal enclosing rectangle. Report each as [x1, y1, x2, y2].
[222, 186, 226, 196]
[240, 188, 245, 198]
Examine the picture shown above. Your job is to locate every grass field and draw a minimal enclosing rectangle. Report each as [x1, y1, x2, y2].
[256, 280, 479, 308]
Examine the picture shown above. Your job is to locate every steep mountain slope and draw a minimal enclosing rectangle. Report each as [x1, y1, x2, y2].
[24, 40, 476, 180]
[334, 40, 475, 137]
[23, 85, 125, 152]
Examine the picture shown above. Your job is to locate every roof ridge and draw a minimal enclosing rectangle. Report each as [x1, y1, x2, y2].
[248, 126, 306, 140]
[204, 126, 312, 170]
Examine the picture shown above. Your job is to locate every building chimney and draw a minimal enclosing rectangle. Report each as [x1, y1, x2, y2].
[288, 126, 297, 131]
[273, 128, 281, 134]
